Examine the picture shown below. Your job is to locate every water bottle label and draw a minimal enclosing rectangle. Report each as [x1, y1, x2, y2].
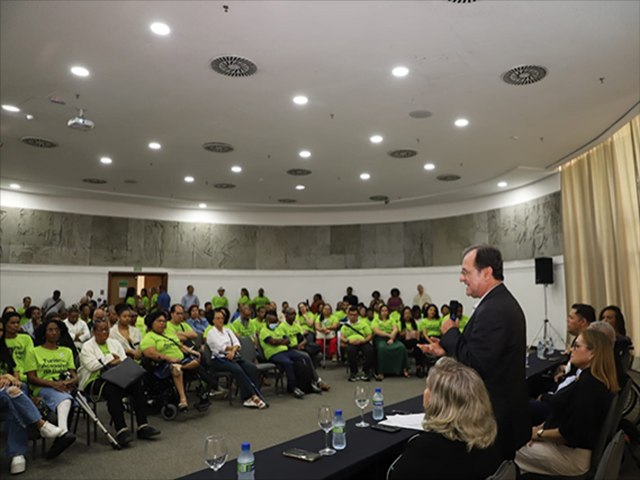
[238, 462, 254, 473]
[333, 426, 344, 434]
[373, 400, 383, 407]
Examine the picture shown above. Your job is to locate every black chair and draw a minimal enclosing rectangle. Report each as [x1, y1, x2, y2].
[201, 343, 235, 405]
[486, 460, 517, 480]
[593, 430, 625, 480]
[238, 335, 284, 394]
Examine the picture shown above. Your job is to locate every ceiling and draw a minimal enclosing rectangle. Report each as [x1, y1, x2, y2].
[1, 0, 639, 214]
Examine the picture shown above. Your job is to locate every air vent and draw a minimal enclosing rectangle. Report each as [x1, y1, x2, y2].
[286, 168, 312, 176]
[448, 0, 476, 3]
[123, 179, 137, 184]
[436, 174, 461, 182]
[501, 65, 548, 86]
[20, 136, 58, 148]
[210, 55, 258, 77]
[82, 178, 107, 184]
[213, 183, 236, 189]
[203, 142, 234, 153]
[278, 198, 297, 204]
[388, 149, 417, 159]
[369, 195, 390, 202]
[409, 110, 432, 119]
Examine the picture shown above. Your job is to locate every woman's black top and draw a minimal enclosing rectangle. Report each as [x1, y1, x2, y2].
[543, 367, 614, 450]
[388, 431, 501, 480]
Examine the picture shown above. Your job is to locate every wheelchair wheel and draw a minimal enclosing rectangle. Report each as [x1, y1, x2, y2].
[161, 404, 178, 421]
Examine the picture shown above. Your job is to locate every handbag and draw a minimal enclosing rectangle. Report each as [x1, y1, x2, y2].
[101, 357, 146, 389]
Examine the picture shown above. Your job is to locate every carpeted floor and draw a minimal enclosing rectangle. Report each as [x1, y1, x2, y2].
[2, 366, 426, 480]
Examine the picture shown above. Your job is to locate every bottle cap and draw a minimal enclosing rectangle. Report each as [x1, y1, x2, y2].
[335, 409, 342, 415]
[375, 387, 381, 393]
[241, 442, 251, 450]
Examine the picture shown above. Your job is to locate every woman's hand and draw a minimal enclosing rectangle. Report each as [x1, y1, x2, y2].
[51, 380, 69, 392]
[386, 338, 394, 345]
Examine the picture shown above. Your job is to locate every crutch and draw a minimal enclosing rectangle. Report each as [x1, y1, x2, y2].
[74, 390, 121, 450]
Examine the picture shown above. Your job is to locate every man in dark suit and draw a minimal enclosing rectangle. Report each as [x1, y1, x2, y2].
[420, 245, 530, 460]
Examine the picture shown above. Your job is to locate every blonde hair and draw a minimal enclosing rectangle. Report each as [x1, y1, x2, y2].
[580, 329, 620, 393]
[422, 357, 497, 451]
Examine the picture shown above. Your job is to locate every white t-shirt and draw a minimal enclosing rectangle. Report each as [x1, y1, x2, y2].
[206, 326, 240, 358]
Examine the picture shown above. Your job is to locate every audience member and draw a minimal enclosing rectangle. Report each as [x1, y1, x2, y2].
[387, 288, 404, 313]
[156, 285, 171, 312]
[166, 304, 197, 345]
[109, 305, 142, 361]
[399, 306, 426, 377]
[252, 288, 270, 310]
[186, 304, 209, 335]
[17, 296, 31, 326]
[181, 284, 200, 309]
[341, 306, 375, 382]
[2, 311, 34, 381]
[64, 306, 90, 351]
[211, 287, 229, 309]
[41, 290, 65, 316]
[21, 306, 42, 338]
[343, 286, 359, 307]
[412, 283, 432, 308]
[315, 304, 340, 363]
[369, 290, 383, 309]
[125, 287, 137, 308]
[237, 288, 251, 308]
[372, 304, 410, 379]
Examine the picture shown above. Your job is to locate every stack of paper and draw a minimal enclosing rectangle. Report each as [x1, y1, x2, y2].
[379, 413, 425, 431]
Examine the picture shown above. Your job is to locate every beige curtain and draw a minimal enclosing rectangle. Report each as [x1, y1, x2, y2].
[562, 115, 640, 353]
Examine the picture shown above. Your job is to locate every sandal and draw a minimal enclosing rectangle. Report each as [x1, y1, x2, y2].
[403, 369, 411, 378]
[178, 402, 189, 412]
[253, 397, 267, 409]
[243, 399, 259, 409]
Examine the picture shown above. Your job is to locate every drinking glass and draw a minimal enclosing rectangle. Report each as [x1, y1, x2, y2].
[354, 386, 370, 428]
[318, 405, 336, 456]
[204, 434, 228, 472]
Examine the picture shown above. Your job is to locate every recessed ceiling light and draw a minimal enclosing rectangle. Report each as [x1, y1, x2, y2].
[424, 163, 435, 171]
[293, 95, 308, 105]
[184, 176, 195, 183]
[25, 114, 34, 120]
[198, 203, 207, 209]
[231, 165, 242, 173]
[2, 105, 20, 112]
[360, 173, 371, 180]
[392, 66, 409, 77]
[497, 181, 508, 188]
[369, 135, 383, 144]
[454, 118, 469, 127]
[150, 22, 171, 36]
[295, 184, 305, 191]
[9, 183, 21, 189]
[70, 66, 90, 77]
[299, 150, 311, 158]
[100, 156, 112, 165]
[148, 142, 161, 150]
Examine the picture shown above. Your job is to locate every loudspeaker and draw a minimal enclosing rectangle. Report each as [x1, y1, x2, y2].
[535, 257, 554, 285]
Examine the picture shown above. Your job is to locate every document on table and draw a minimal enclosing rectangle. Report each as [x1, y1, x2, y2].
[379, 413, 425, 431]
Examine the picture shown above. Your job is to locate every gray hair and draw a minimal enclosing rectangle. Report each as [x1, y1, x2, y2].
[588, 320, 616, 344]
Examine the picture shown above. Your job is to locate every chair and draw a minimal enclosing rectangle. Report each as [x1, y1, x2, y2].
[252, 335, 285, 393]
[485, 460, 517, 480]
[593, 430, 625, 480]
[201, 344, 234, 405]
[385, 433, 419, 480]
[609, 378, 632, 439]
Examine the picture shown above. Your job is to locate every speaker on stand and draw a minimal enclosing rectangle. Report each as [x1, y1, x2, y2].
[529, 257, 564, 359]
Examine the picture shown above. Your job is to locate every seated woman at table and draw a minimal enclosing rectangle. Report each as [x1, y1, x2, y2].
[372, 305, 409, 379]
[205, 308, 266, 409]
[79, 317, 160, 445]
[516, 329, 619, 476]
[388, 357, 501, 480]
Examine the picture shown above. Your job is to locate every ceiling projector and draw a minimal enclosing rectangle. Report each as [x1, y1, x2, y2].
[67, 109, 95, 131]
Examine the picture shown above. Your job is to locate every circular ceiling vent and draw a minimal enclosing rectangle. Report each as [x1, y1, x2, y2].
[436, 174, 461, 182]
[20, 136, 58, 148]
[409, 110, 432, 119]
[203, 142, 234, 153]
[286, 168, 312, 176]
[388, 149, 417, 159]
[278, 198, 297, 204]
[213, 183, 236, 189]
[501, 65, 548, 86]
[82, 178, 107, 184]
[210, 56, 257, 77]
[369, 195, 390, 202]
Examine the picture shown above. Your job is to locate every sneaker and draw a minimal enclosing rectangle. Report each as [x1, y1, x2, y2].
[311, 382, 322, 394]
[46, 432, 76, 459]
[39, 421, 63, 439]
[292, 387, 305, 399]
[116, 429, 132, 447]
[348, 375, 358, 382]
[243, 398, 260, 408]
[137, 425, 161, 439]
[359, 372, 372, 382]
[10, 456, 26, 475]
[209, 387, 228, 399]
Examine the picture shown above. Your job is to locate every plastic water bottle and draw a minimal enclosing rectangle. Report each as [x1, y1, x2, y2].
[372, 388, 384, 421]
[536, 340, 545, 359]
[237, 442, 255, 480]
[332, 409, 347, 450]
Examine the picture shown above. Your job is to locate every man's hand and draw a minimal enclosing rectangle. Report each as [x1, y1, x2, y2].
[418, 337, 446, 357]
[440, 318, 460, 336]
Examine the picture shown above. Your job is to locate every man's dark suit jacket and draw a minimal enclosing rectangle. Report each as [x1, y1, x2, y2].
[440, 283, 530, 460]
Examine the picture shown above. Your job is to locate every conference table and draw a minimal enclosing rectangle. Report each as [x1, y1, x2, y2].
[179, 395, 423, 480]
[525, 349, 569, 380]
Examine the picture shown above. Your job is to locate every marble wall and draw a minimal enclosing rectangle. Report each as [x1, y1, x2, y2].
[0, 192, 563, 269]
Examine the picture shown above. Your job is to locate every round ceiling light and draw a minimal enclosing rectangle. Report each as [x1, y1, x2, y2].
[454, 118, 469, 127]
[360, 173, 371, 180]
[9, 183, 21, 189]
[150, 22, 171, 36]
[25, 114, 34, 120]
[369, 135, 383, 144]
[100, 157, 112, 165]
[423, 163, 435, 171]
[231, 166, 242, 173]
[293, 95, 308, 105]
[299, 150, 311, 158]
[497, 181, 508, 188]
[148, 142, 161, 150]
[295, 185, 306, 191]
[2, 104, 20, 112]
[70, 66, 90, 77]
[184, 176, 195, 183]
[392, 66, 409, 77]
[198, 203, 207, 208]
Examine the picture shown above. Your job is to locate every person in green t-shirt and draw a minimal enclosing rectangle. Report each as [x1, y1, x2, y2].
[250, 306, 268, 334]
[211, 287, 229, 309]
[230, 305, 256, 338]
[251, 288, 270, 311]
[296, 302, 316, 335]
[24, 319, 78, 438]
[237, 288, 251, 313]
[149, 287, 159, 312]
[165, 304, 197, 345]
[341, 306, 375, 381]
[140, 288, 150, 312]
[2, 311, 34, 381]
[420, 304, 442, 339]
[18, 296, 31, 326]
[125, 287, 138, 309]
[372, 304, 409, 379]
[315, 304, 340, 362]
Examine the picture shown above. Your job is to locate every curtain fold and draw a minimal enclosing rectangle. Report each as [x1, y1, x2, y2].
[561, 115, 640, 351]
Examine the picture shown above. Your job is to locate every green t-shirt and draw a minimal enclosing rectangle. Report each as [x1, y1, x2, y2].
[165, 321, 194, 338]
[251, 296, 270, 310]
[258, 326, 288, 360]
[203, 324, 213, 338]
[141, 296, 150, 310]
[420, 317, 442, 337]
[24, 345, 76, 395]
[389, 311, 401, 323]
[342, 320, 372, 343]
[372, 317, 398, 335]
[250, 317, 267, 334]
[5, 334, 34, 380]
[126, 296, 136, 308]
[140, 331, 184, 361]
[87, 343, 111, 386]
[295, 314, 315, 333]
[440, 314, 471, 332]
[18, 307, 29, 326]
[135, 316, 147, 336]
[230, 318, 255, 338]
[237, 295, 251, 306]
[211, 296, 229, 308]
[334, 311, 347, 322]
[150, 293, 159, 311]
[358, 316, 372, 329]
[276, 321, 303, 348]
[315, 314, 339, 329]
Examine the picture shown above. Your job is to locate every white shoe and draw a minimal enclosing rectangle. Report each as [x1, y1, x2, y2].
[39, 421, 64, 439]
[10, 455, 26, 475]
